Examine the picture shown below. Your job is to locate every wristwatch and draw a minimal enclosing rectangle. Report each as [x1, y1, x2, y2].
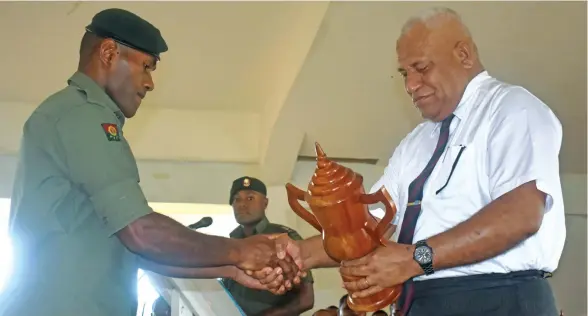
[413, 239, 435, 275]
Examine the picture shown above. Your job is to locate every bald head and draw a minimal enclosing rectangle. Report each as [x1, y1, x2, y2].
[395, 7, 484, 122]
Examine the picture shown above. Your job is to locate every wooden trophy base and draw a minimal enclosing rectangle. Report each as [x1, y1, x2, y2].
[346, 285, 402, 313]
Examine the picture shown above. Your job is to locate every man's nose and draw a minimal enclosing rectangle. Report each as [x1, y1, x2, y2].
[404, 73, 423, 95]
[144, 74, 154, 92]
[235, 201, 247, 210]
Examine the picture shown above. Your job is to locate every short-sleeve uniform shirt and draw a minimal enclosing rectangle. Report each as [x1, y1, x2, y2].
[3, 72, 153, 316]
[221, 217, 314, 316]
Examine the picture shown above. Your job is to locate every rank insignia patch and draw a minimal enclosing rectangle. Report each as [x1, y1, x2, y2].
[101, 123, 121, 142]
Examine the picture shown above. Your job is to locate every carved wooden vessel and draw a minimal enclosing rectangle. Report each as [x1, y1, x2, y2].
[285, 142, 402, 312]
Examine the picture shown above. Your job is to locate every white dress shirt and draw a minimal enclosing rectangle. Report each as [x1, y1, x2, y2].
[369, 71, 566, 281]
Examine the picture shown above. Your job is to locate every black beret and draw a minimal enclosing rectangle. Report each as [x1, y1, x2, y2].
[229, 176, 267, 205]
[86, 8, 168, 60]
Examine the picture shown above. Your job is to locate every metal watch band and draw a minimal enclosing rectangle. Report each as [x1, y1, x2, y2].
[415, 240, 435, 275]
[422, 262, 434, 275]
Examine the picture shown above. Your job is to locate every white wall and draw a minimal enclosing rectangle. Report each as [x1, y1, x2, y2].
[0, 155, 585, 315]
[0, 102, 262, 164]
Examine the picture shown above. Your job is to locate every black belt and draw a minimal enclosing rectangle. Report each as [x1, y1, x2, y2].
[410, 269, 551, 299]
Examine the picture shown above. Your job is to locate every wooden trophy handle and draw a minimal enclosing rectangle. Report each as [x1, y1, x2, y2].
[358, 186, 397, 243]
[285, 183, 322, 232]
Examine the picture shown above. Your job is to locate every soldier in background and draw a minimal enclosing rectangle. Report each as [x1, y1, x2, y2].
[222, 176, 315, 316]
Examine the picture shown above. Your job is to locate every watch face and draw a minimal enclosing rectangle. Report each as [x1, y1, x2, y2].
[414, 246, 432, 264]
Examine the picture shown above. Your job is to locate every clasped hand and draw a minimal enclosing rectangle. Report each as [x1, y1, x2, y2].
[236, 234, 422, 298]
[339, 240, 420, 299]
[236, 234, 306, 295]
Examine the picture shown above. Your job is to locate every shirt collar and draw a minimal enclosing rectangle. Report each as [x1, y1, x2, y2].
[432, 70, 491, 134]
[230, 217, 270, 238]
[67, 72, 125, 126]
[454, 70, 491, 120]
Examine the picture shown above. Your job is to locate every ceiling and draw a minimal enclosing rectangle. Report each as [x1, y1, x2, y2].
[0, 1, 585, 181]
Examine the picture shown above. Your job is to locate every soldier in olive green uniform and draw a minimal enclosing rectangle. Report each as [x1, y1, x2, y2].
[2, 8, 291, 316]
[222, 177, 315, 316]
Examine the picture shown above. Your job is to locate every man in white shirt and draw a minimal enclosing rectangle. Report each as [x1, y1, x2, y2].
[251, 6, 565, 316]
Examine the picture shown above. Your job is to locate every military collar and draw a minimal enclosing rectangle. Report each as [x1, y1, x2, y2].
[254, 217, 270, 234]
[67, 72, 125, 126]
[230, 217, 270, 238]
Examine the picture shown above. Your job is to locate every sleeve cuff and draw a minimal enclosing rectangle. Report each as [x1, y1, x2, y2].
[491, 174, 555, 213]
[89, 178, 153, 236]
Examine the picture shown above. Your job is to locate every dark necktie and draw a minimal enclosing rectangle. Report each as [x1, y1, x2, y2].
[397, 114, 454, 315]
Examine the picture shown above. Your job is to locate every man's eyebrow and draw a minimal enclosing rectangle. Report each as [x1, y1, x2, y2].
[397, 61, 425, 73]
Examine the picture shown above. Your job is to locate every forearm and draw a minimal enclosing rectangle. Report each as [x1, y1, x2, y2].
[120, 212, 241, 268]
[300, 235, 338, 270]
[427, 181, 545, 271]
[138, 256, 237, 279]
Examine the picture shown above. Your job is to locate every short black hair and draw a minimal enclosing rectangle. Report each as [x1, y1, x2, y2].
[80, 31, 99, 54]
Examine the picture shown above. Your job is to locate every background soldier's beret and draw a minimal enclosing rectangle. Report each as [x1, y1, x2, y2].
[229, 176, 267, 205]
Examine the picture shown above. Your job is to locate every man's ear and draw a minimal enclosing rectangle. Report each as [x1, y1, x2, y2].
[453, 41, 474, 69]
[98, 38, 119, 67]
[264, 197, 269, 209]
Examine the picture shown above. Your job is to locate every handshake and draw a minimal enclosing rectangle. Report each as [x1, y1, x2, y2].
[232, 233, 306, 295]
